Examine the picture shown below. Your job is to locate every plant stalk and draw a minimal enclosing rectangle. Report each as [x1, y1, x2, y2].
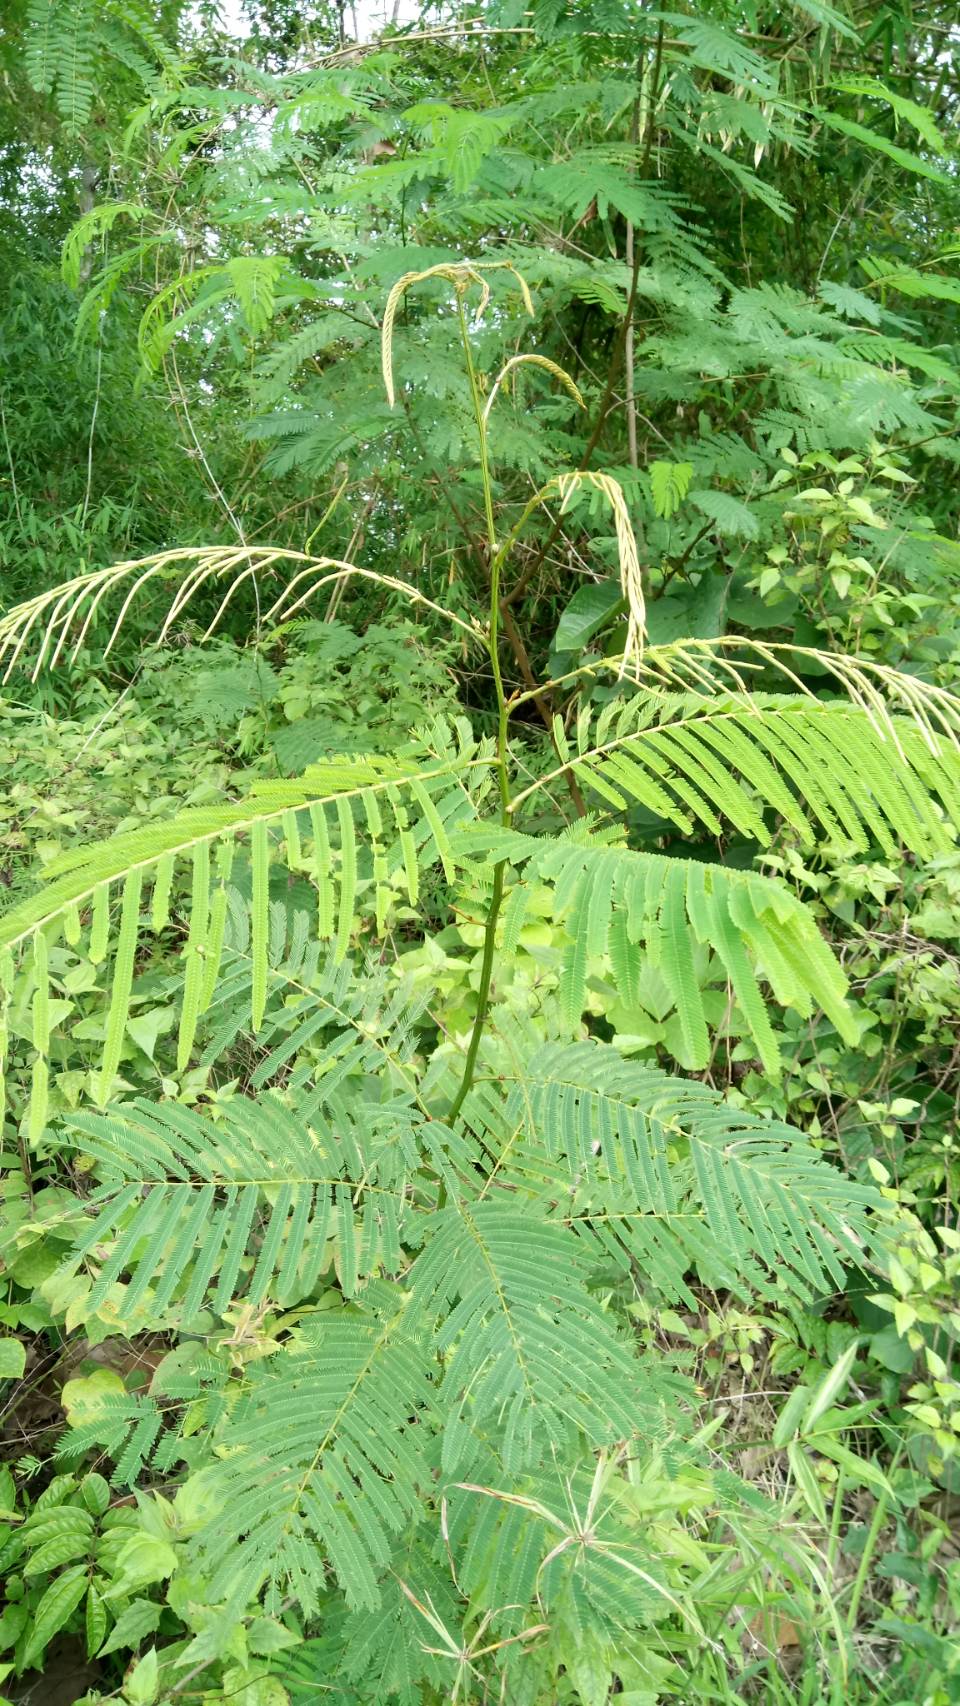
[447, 299, 511, 1120]
[501, 25, 664, 611]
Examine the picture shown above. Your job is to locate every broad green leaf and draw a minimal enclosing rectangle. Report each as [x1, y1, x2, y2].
[554, 581, 625, 653]
[22, 1563, 89, 1668]
[0, 1340, 25, 1380]
[124, 1645, 160, 1706]
[85, 1584, 107, 1659]
[106, 1533, 178, 1599]
[803, 1340, 859, 1434]
[813, 1436, 897, 1500]
[787, 1442, 827, 1525]
[98, 1597, 163, 1659]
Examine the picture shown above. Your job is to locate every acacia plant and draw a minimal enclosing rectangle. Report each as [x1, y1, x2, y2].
[2, 267, 960, 1697]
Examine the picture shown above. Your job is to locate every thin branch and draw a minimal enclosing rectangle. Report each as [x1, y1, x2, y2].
[314, 23, 534, 66]
[502, 25, 665, 611]
[0, 389, 22, 527]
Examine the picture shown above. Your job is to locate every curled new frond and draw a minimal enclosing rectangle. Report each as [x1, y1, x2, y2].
[0, 547, 480, 680]
[381, 259, 534, 407]
[556, 472, 645, 668]
[482, 355, 585, 424]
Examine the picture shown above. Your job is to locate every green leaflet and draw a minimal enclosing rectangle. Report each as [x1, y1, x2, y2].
[198, 877, 230, 1013]
[59, 1091, 419, 1325]
[150, 854, 174, 933]
[361, 787, 390, 935]
[282, 806, 302, 867]
[309, 801, 335, 938]
[395, 807, 419, 905]
[334, 796, 357, 963]
[31, 927, 49, 1056]
[21, 1564, 89, 1670]
[691, 870, 780, 1075]
[0, 950, 10, 1119]
[29, 928, 50, 1143]
[85, 1583, 107, 1659]
[657, 863, 708, 1068]
[89, 881, 110, 964]
[251, 819, 269, 1031]
[96, 868, 143, 1105]
[463, 827, 854, 1074]
[558, 877, 591, 1029]
[408, 776, 454, 882]
[177, 838, 210, 1072]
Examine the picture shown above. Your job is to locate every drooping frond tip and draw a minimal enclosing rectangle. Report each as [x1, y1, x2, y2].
[482, 354, 585, 424]
[557, 472, 645, 667]
[0, 547, 481, 681]
[381, 260, 534, 408]
[538, 635, 960, 758]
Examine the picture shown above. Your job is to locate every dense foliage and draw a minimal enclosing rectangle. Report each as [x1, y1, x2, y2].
[1, 4, 960, 1705]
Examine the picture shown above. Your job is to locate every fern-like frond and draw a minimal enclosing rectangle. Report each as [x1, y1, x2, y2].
[0, 547, 479, 682]
[459, 1041, 882, 1304]
[25, 0, 96, 128]
[410, 1201, 654, 1475]
[61, 200, 147, 290]
[0, 733, 490, 1120]
[192, 1286, 435, 1614]
[2, 741, 485, 951]
[57, 1391, 170, 1486]
[58, 1088, 422, 1325]
[198, 896, 430, 1099]
[515, 693, 960, 860]
[457, 824, 851, 1074]
[25, 0, 174, 128]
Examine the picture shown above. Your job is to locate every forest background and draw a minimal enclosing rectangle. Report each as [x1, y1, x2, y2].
[1, 2, 960, 1704]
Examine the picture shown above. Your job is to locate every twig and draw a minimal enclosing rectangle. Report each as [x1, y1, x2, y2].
[80, 331, 103, 530]
[0, 389, 22, 527]
[324, 493, 376, 620]
[167, 346, 247, 547]
[502, 24, 665, 611]
[624, 74, 641, 471]
[315, 23, 534, 65]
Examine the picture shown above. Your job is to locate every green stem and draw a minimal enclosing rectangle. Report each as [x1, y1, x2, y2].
[457, 297, 498, 563]
[844, 1489, 888, 1634]
[501, 26, 664, 611]
[825, 1466, 846, 1584]
[447, 859, 506, 1123]
[455, 299, 507, 808]
[447, 297, 511, 1121]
